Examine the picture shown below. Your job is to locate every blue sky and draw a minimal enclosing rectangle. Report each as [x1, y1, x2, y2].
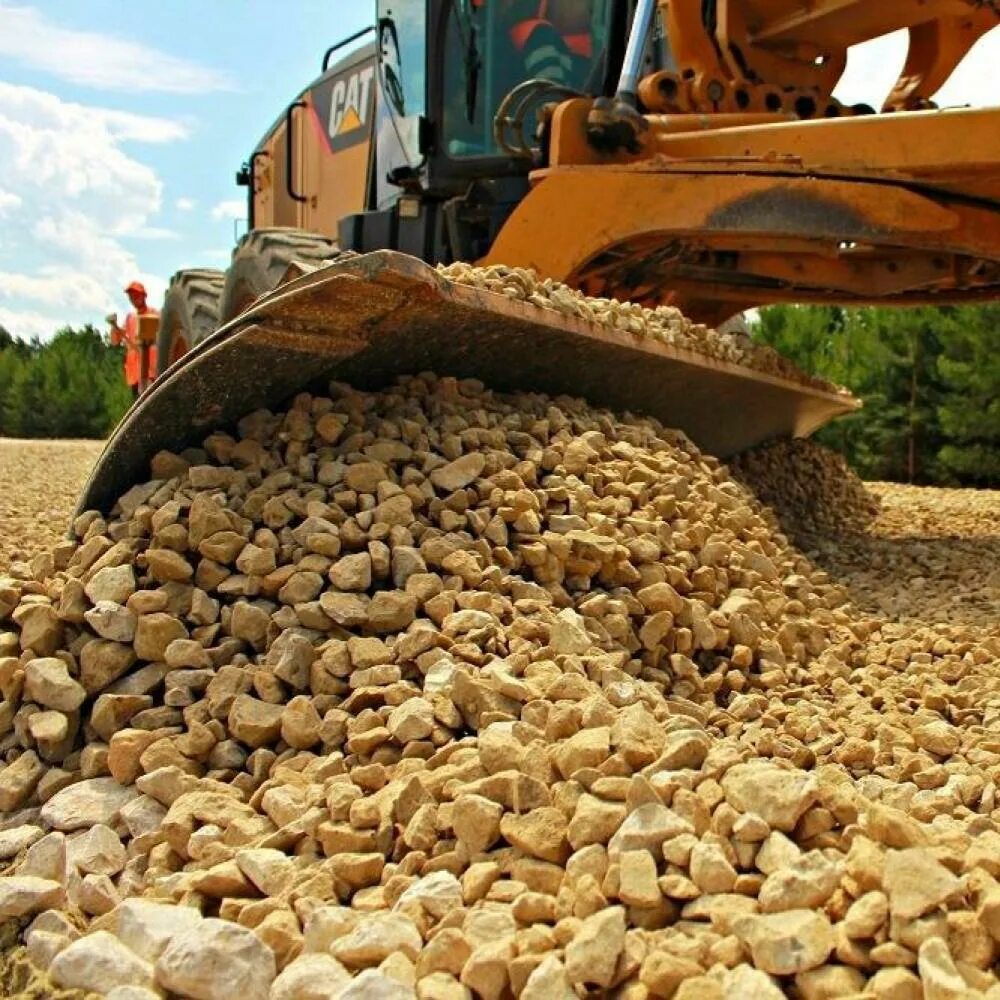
[0, 1, 373, 337]
[0, 2, 997, 339]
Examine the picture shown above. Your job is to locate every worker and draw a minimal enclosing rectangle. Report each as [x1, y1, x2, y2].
[108, 281, 159, 402]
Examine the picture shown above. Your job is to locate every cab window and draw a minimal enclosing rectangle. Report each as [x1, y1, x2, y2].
[443, 0, 612, 158]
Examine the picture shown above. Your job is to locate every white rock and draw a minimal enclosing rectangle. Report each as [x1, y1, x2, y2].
[19, 831, 67, 882]
[114, 898, 204, 962]
[106, 988, 163, 1000]
[387, 698, 435, 742]
[85, 601, 138, 642]
[334, 969, 416, 999]
[721, 964, 785, 999]
[0, 823, 43, 859]
[67, 823, 126, 876]
[49, 930, 155, 993]
[41, 777, 139, 831]
[235, 847, 295, 896]
[23, 657, 86, 711]
[270, 953, 351, 1000]
[721, 763, 817, 832]
[156, 917, 276, 1000]
[549, 608, 591, 655]
[737, 910, 834, 975]
[0, 875, 65, 918]
[395, 871, 463, 920]
[303, 905, 358, 953]
[331, 912, 422, 967]
[85, 565, 136, 605]
[521, 954, 576, 999]
[26, 929, 72, 970]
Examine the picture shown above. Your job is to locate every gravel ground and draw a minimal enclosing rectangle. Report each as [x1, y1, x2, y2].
[805, 482, 1000, 629]
[0, 440, 104, 573]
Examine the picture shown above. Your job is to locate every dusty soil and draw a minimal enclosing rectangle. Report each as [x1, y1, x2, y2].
[0, 439, 103, 573]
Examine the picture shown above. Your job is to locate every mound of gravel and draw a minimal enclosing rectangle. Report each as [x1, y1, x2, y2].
[0, 376, 997, 1000]
[730, 438, 881, 542]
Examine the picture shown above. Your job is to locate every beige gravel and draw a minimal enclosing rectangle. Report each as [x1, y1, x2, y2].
[0, 440, 103, 574]
[0, 411, 996, 1000]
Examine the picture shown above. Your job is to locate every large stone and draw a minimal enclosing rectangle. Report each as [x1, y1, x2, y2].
[549, 608, 591, 656]
[329, 553, 372, 592]
[333, 969, 415, 999]
[85, 601, 138, 643]
[607, 803, 692, 859]
[67, 824, 126, 876]
[737, 910, 834, 975]
[270, 954, 351, 1000]
[235, 848, 295, 897]
[0, 824, 43, 859]
[330, 912, 422, 967]
[567, 794, 627, 850]
[500, 807, 569, 864]
[114, 898, 204, 962]
[884, 848, 962, 921]
[917, 938, 967, 1000]
[565, 907, 626, 989]
[0, 751, 45, 811]
[41, 778, 139, 831]
[229, 695, 284, 748]
[23, 658, 86, 711]
[452, 794, 503, 854]
[0, 876, 65, 918]
[80, 639, 137, 693]
[156, 918, 277, 1000]
[430, 453, 485, 492]
[134, 613, 188, 662]
[50, 931, 155, 994]
[721, 762, 817, 832]
[85, 565, 137, 605]
[758, 850, 841, 913]
[522, 955, 576, 1000]
[387, 698, 435, 742]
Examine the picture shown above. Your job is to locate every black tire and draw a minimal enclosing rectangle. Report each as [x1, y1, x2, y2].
[219, 228, 341, 324]
[156, 269, 224, 377]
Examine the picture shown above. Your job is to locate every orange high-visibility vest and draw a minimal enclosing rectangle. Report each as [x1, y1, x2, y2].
[120, 309, 159, 387]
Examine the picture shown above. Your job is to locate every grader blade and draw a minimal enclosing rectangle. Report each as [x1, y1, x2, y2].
[79, 251, 858, 516]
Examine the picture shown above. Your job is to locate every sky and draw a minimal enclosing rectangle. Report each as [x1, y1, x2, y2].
[0, 1, 997, 340]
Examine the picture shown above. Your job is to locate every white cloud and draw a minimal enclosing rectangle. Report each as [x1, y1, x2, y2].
[0, 3, 234, 95]
[175, 197, 196, 212]
[0, 189, 21, 216]
[211, 199, 246, 221]
[0, 82, 175, 339]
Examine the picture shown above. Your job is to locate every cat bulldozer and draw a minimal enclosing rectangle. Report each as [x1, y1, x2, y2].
[83, 0, 1000, 513]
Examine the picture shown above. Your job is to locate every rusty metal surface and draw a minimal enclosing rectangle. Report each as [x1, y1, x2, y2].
[78, 251, 857, 516]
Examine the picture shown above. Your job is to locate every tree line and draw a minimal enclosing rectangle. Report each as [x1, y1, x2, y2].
[0, 324, 132, 439]
[752, 303, 999, 487]
[0, 307, 996, 486]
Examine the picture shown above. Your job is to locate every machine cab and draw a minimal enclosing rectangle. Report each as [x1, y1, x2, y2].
[337, 0, 624, 260]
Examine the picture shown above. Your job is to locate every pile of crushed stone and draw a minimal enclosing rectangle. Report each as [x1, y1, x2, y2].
[0, 375, 997, 1000]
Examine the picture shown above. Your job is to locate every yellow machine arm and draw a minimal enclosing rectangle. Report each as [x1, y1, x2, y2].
[484, 0, 1000, 324]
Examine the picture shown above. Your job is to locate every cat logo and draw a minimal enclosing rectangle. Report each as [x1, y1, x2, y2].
[328, 66, 375, 139]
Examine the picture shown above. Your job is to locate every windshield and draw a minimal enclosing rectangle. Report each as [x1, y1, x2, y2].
[443, 0, 613, 158]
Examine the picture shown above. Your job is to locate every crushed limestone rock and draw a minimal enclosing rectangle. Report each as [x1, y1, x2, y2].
[1, 374, 997, 999]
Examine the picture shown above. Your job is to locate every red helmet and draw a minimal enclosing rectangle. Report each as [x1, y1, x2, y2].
[124, 281, 147, 297]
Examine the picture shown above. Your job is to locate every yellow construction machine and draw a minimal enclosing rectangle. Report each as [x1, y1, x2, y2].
[84, 0, 1000, 512]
